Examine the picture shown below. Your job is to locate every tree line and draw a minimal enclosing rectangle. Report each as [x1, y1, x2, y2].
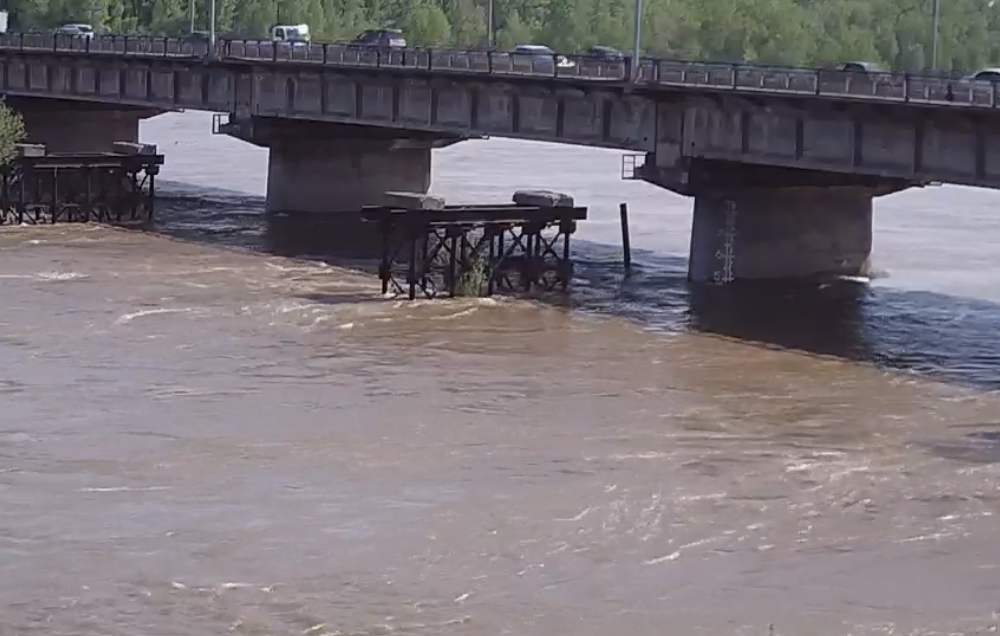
[3, 0, 1000, 71]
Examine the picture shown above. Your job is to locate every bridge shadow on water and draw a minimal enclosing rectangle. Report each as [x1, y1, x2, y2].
[150, 182, 1000, 393]
[572, 243, 1000, 392]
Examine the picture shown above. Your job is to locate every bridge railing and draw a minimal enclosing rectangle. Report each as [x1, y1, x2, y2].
[1, 32, 999, 110]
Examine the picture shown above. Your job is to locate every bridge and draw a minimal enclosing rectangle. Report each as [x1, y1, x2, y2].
[0, 32, 996, 282]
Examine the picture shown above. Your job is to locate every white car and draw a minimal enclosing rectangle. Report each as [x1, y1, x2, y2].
[511, 44, 575, 73]
[54, 23, 94, 39]
[961, 67, 1000, 84]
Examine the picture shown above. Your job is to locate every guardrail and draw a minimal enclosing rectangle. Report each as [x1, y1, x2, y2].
[0, 32, 995, 109]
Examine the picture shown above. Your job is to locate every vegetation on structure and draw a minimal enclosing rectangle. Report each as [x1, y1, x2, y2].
[0, 101, 25, 167]
[6, 0, 1000, 72]
[457, 254, 489, 297]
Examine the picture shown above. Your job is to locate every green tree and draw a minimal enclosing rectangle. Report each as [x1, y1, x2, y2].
[404, 0, 451, 45]
[11, 0, 1000, 72]
[0, 101, 26, 167]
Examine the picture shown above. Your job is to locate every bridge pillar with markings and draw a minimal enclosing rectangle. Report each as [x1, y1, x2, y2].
[687, 186, 875, 283]
[640, 157, 912, 283]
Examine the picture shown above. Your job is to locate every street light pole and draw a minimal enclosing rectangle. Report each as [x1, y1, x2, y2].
[631, 0, 642, 82]
[487, 0, 494, 50]
[931, 0, 940, 70]
[188, 0, 194, 34]
[209, 0, 216, 53]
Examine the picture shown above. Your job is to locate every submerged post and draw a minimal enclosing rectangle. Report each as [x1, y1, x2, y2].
[619, 202, 632, 274]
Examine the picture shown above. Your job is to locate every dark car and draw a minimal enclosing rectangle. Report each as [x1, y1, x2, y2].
[587, 45, 624, 61]
[839, 61, 884, 73]
[817, 60, 890, 96]
[353, 28, 406, 48]
[182, 30, 211, 43]
[577, 45, 625, 78]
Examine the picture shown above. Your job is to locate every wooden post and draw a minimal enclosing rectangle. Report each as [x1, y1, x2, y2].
[619, 202, 632, 274]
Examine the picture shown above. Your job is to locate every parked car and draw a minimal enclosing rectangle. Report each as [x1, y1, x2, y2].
[53, 23, 94, 38]
[511, 44, 575, 74]
[353, 28, 406, 48]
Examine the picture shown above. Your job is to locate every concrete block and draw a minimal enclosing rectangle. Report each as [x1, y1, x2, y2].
[513, 189, 575, 207]
[112, 141, 157, 156]
[384, 191, 446, 210]
[17, 144, 46, 157]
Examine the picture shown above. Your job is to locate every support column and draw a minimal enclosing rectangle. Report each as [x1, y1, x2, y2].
[265, 138, 432, 214]
[688, 186, 874, 282]
[18, 108, 155, 154]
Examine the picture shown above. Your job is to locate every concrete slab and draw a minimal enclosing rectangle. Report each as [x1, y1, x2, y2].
[513, 189, 575, 207]
[384, 191, 446, 210]
[17, 143, 46, 157]
[113, 141, 158, 155]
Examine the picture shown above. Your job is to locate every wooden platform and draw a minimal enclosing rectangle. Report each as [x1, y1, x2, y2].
[362, 203, 588, 299]
[0, 145, 163, 226]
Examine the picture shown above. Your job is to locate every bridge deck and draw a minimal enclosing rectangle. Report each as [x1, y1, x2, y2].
[0, 33, 993, 111]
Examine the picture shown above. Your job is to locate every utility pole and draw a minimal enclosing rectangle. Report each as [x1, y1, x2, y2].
[931, 0, 940, 70]
[209, 0, 216, 54]
[188, 0, 195, 34]
[631, 0, 642, 82]
[487, 0, 494, 50]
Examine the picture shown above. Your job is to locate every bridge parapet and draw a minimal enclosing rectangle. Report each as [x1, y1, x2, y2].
[0, 33, 996, 110]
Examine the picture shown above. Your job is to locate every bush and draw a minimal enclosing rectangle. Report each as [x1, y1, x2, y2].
[0, 100, 25, 167]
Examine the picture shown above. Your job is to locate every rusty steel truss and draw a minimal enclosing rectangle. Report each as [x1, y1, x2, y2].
[0, 153, 163, 226]
[362, 204, 588, 300]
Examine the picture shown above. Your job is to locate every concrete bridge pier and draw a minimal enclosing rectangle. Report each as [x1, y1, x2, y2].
[216, 115, 469, 256]
[687, 186, 875, 283]
[640, 157, 915, 283]
[265, 138, 434, 215]
[8, 98, 162, 154]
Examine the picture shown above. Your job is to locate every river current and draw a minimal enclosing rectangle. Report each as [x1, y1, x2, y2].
[2, 111, 1000, 635]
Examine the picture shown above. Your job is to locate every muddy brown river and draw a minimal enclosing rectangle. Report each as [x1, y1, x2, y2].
[2, 111, 1000, 635]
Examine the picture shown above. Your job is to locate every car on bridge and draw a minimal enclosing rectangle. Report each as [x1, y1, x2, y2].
[353, 28, 406, 48]
[575, 45, 627, 78]
[510, 44, 575, 74]
[53, 23, 94, 39]
[964, 67, 1000, 83]
[586, 45, 625, 61]
[838, 61, 884, 73]
[270, 23, 310, 47]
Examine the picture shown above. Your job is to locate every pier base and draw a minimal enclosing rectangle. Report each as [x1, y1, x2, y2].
[688, 186, 874, 283]
[266, 139, 432, 215]
[13, 102, 162, 154]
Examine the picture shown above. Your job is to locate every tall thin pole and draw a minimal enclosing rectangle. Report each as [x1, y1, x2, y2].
[631, 0, 642, 82]
[931, 0, 940, 70]
[487, 0, 494, 50]
[209, 0, 216, 53]
[188, 0, 194, 34]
